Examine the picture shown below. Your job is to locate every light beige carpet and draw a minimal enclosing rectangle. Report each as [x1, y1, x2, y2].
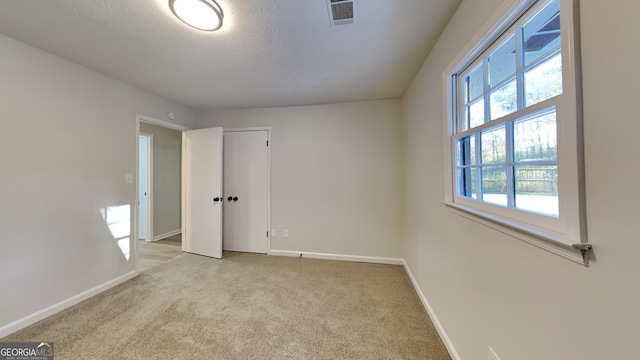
[153, 233, 182, 246]
[2, 252, 451, 359]
[137, 237, 184, 273]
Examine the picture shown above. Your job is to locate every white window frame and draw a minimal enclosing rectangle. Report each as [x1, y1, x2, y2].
[442, 0, 589, 265]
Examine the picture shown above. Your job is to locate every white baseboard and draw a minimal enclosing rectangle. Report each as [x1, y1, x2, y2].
[0, 271, 136, 339]
[402, 260, 461, 360]
[153, 229, 181, 242]
[269, 249, 404, 265]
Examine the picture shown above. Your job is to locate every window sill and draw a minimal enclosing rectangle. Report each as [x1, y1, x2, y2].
[442, 201, 590, 266]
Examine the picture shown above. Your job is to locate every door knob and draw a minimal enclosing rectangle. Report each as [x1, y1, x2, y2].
[233, 197, 238, 202]
[227, 196, 233, 201]
[213, 197, 220, 202]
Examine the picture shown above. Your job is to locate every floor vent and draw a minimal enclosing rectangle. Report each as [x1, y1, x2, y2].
[328, 0, 356, 26]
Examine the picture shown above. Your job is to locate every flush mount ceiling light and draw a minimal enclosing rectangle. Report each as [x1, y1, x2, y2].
[169, 0, 224, 31]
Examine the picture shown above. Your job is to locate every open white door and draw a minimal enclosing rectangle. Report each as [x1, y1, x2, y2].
[183, 127, 223, 259]
[138, 134, 149, 241]
[138, 132, 152, 242]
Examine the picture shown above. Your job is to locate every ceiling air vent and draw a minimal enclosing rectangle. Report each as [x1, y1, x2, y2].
[327, 0, 356, 26]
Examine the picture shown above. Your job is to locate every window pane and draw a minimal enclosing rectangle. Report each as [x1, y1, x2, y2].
[482, 167, 507, 206]
[470, 168, 477, 199]
[457, 140, 464, 166]
[490, 79, 517, 120]
[464, 64, 484, 103]
[514, 111, 557, 162]
[489, 35, 516, 86]
[469, 99, 485, 129]
[481, 126, 506, 164]
[523, 0, 561, 66]
[525, 52, 562, 106]
[515, 165, 558, 217]
[470, 135, 476, 164]
[457, 135, 476, 166]
[457, 167, 478, 199]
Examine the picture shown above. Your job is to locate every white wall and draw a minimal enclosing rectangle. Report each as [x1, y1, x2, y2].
[0, 33, 195, 333]
[402, 0, 640, 359]
[198, 100, 403, 259]
[139, 122, 182, 238]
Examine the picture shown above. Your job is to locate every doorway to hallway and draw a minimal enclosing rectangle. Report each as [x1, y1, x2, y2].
[135, 114, 187, 272]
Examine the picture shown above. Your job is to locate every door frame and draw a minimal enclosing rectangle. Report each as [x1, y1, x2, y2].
[135, 114, 190, 272]
[223, 127, 272, 253]
[139, 131, 153, 243]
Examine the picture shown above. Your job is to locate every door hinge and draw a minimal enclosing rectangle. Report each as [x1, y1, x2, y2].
[267, 231, 269, 237]
[267, 140, 269, 147]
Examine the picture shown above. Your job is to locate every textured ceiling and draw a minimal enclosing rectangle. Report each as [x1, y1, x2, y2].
[0, 0, 461, 110]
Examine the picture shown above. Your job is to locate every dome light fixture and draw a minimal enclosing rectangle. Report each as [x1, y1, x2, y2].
[169, 0, 224, 31]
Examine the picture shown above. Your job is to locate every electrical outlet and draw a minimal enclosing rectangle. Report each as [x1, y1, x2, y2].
[488, 347, 501, 360]
[283, 229, 289, 238]
[271, 229, 276, 237]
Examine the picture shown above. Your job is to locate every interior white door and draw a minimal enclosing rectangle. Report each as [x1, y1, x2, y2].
[183, 127, 224, 259]
[138, 134, 149, 241]
[223, 130, 269, 253]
